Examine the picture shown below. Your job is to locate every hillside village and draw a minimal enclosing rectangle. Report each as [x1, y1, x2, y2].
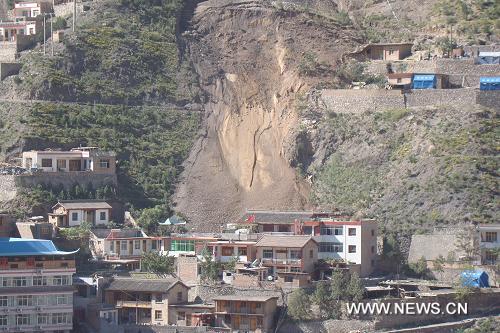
[0, 0, 499, 333]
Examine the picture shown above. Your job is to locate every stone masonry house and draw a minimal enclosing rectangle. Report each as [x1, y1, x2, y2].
[103, 277, 189, 326]
[254, 235, 318, 276]
[22, 147, 116, 174]
[48, 200, 112, 227]
[213, 295, 278, 333]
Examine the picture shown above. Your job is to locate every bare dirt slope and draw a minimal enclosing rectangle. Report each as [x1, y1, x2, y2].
[173, 0, 361, 230]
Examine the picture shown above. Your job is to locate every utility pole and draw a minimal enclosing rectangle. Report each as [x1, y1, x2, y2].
[51, 14, 54, 56]
[73, 0, 76, 32]
[43, 15, 46, 55]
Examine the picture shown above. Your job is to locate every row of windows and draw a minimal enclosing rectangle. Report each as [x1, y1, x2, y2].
[109, 240, 160, 252]
[0, 313, 72, 326]
[71, 211, 106, 221]
[40, 158, 110, 169]
[170, 240, 195, 252]
[319, 243, 360, 253]
[0, 275, 71, 288]
[319, 227, 360, 236]
[0, 294, 71, 307]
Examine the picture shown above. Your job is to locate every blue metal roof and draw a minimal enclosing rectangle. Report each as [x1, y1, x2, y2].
[0, 238, 79, 257]
[413, 74, 436, 81]
[480, 77, 500, 83]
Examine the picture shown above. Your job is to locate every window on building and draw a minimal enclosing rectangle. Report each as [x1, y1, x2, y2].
[0, 296, 7, 307]
[1, 278, 9, 287]
[177, 291, 183, 302]
[121, 241, 127, 251]
[56, 295, 68, 305]
[99, 159, 110, 168]
[309, 249, 313, 258]
[284, 275, 293, 282]
[155, 294, 163, 303]
[53, 275, 70, 286]
[0, 315, 6, 326]
[71, 212, 78, 221]
[278, 225, 290, 232]
[33, 276, 47, 286]
[262, 224, 273, 232]
[397, 78, 402, 83]
[170, 240, 195, 252]
[388, 49, 395, 55]
[371, 230, 375, 237]
[110, 241, 114, 252]
[290, 267, 301, 272]
[348, 245, 357, 253]
[51, 313, 68, 325]
[155, 310, 162, 320]
[262, 249, 273, 259]
[485, 232, 497, 242]
[256, 302, 261, 309]
[177, 311, 185, 321]
[221, 247, 233, 256]
[320, 226, 343, 236]
[485, 250, 498, 265]
[13, 276, 27, 287]
[289, 250, 301, 259]
[257, 317, 263, 327]
[152, 240, 157, 250]
[16, 295, 32, 306]
[319, 242, 343, 253]
[302, 226, 313, 235]
[134, 240, 140, 250]
[371, 246, 375, 254]
[238, 247, 247, 256]
[371, 259, 375, 267]
[37, 313, 49, 325]
[16, 314, 30, 326]
[348, 228, 357, 236]
[99, 212, 106, 220]
[56, 159, 66, 170]
[41, 159, 52, 167]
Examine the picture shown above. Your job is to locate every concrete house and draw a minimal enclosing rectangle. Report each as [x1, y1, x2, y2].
[14, 1, 52, 18]
[355, 42, 413, 61]
[0, 17, 37, 42]
[103, 278, 189, 326]
[48, 200, 112, 227]
[387, 72, 413, 89]
[0, 238, 77, 333]
[213, 295, 278, 333]
[479, 224, 499, 265]
[22, 147, 116, 174]
[254, 235, 318, 276]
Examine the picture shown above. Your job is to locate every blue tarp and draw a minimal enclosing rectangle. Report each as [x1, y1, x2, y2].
[412, 74, 436, 89]
[460, 270, 489, 288]
[480, 76, 500, 91]
[0, 238, 79, 256]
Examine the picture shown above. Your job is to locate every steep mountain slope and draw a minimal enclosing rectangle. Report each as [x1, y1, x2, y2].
[172, 0, 362, 229]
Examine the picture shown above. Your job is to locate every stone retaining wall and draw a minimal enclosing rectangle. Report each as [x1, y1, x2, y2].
[319, 88, 498, 114]
[15, 172, 117, 190]
[0, 175, 17, 204]
[320, 89, 405, 114]
[0, 42, 17, 62]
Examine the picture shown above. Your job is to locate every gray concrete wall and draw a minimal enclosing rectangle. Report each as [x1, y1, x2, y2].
[0, 175, 17, 204]
[477, 91, 500, 109]
[15, 172, 117, 190]
[0, 42, 17, 62]
[0, 62, 21, 81]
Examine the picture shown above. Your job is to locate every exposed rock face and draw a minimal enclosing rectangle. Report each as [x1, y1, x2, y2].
[173, 0, 360, 230]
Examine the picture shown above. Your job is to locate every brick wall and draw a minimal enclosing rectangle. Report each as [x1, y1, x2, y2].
[177, 255, 199, 285]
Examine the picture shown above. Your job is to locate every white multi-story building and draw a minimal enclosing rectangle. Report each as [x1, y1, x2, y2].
[479, 224, 499, 265]
[0, 238, 77, 333]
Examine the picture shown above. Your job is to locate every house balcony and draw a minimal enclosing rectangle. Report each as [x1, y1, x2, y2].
[116, 300, 152, 308]
[480, 241, 499, 249]
[261, 258, 301, 265]
[215, 308, 265, 316]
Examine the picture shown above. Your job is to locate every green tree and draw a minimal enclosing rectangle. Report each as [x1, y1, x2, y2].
[329, 270, 345, 319]
[141, 251, 174, 274]
[409, 256, 429, 279]
[455, 225, 480, 265]
[346, 272, 364, 302]
[199, 249, 221, 283]
[312, 281, 332, 319]
[433, 255, 446, 280]
[137, 205, 168, 234]
[287, 288, 311, 320]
